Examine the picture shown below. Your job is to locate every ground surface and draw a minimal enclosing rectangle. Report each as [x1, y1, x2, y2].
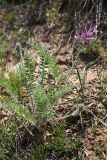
[0, 1, 107, 160]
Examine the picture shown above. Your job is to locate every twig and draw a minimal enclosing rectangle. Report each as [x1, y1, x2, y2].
[49, 103, 107, 128]
[49, 104, 84, 124]
[84, 108, 107, 127]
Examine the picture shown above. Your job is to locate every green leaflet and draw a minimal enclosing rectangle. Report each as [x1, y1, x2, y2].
[1, 101, 36, 125]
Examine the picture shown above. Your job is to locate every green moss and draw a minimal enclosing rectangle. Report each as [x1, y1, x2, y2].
[48, 122, 82, 153]
[5, 11, 16, 23]
[94, 141, 106, 155]
[92, 124, 98, 134]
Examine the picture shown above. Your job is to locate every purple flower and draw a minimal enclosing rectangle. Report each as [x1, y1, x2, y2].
[75, 25, 97, 41]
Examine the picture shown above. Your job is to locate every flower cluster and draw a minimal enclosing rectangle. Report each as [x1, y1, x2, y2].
[75, 25, 97, 41]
